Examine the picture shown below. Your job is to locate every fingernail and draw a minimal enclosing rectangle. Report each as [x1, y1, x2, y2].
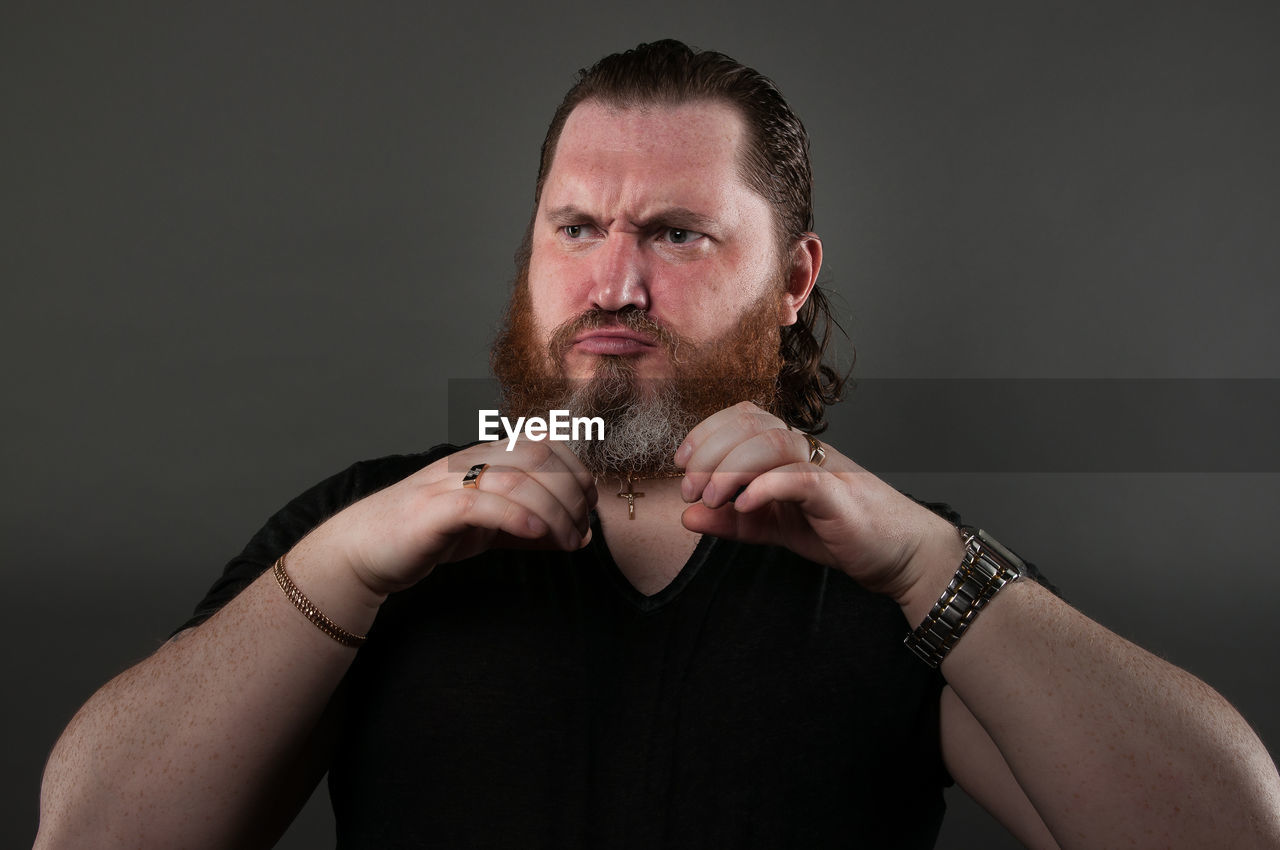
[681, 477, 694, 501]
[703, 482, 717, 506]
[674, 443, 690, 465]
[528, 515, 548, 534]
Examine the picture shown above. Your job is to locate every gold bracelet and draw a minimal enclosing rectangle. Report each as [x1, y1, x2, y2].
[273, 555, 368, 648]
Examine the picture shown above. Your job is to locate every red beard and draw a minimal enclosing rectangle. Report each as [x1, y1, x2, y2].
[491, 263, 787, 478]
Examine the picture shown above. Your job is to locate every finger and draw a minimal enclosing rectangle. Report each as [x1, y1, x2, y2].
[676, 401, 780, 502]
[454, 441, 597, 538]
[680, 501, 782, 546]
[506, 441, 598, 536]
[540, 438, 600, 511]
[681, 463, 848, 565]
[454, 439, 597, 503]
[454, 464, 587, 550]
[435, 487, 553, 543]
[674, 400, 772, 466]
[542, 439, 599, 502]
[730, 462, 845, 520]
[699, 427, 812, 509]
[490, 524, 594, 552]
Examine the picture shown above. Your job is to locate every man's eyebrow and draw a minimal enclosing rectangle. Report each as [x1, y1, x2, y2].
[642, 206, 720, 232]
[543, 204, 720, 232]
[544, 205, 593, 225]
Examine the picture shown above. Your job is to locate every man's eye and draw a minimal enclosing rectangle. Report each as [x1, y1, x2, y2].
[664, 228, 705, 245]
[563, 225, 592, 239]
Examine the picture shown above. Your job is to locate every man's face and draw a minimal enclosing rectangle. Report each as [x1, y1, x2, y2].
[492, 99, 809, 477]
[527, 99, 786, 382]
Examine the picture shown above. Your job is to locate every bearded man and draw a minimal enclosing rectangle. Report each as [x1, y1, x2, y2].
[36, 40, 1280, 850]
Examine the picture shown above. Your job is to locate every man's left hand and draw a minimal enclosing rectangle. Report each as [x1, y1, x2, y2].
[675, 401, 958, 603]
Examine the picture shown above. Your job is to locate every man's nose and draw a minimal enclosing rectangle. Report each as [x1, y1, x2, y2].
[589, 235, 649, 313]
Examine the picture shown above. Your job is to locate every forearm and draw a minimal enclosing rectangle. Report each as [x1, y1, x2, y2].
[902, 532, 1280, 848]
[36, 538, 385, 850]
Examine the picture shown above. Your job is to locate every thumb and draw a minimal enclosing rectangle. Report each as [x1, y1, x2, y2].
[681, 502, 780, 546]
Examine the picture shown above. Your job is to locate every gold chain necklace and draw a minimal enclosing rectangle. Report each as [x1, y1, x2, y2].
[612, 470, 685, 520]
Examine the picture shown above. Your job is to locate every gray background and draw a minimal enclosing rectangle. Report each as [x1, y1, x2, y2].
[5, 1, 1278, 847]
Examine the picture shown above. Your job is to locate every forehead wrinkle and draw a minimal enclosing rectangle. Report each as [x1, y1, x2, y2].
[542, 164, 742, 231]
[539, 101, 768, 239]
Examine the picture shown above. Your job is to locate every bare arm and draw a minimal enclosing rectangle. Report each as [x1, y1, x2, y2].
[35, 535, 382, 850]
[36, 442, 596, 850]
[940, 686, 1058, 850]
[899, 525, 1280, 849]
[677, 402, 1280, 848]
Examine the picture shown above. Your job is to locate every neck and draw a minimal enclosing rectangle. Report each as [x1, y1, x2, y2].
[591, 471, 704, 597]
[595, 471, 687, 526]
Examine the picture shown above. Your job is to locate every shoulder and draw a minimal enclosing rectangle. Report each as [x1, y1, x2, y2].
[270, 443, 472, 522]
[172, 443, 467, 634]
[313, 443, 466, 505]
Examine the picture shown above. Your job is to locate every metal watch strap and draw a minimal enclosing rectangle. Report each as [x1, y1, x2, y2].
[904, 526, 1026, 668]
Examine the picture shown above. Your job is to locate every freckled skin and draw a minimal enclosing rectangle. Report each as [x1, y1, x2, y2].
[36, 558, 368, 849]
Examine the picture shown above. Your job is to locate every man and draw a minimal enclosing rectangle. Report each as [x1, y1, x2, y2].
[36, 40, 1280, 849]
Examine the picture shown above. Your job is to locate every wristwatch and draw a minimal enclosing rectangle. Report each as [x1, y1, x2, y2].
[904, 526, 1027, 668]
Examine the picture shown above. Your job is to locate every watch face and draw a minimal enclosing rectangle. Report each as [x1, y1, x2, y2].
[976, 529, 1027, 574]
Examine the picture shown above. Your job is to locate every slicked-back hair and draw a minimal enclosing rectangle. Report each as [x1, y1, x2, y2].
[532, 39, 847, 432]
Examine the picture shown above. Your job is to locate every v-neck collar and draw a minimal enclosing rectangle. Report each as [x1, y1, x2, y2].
[586, 511, 719, 613]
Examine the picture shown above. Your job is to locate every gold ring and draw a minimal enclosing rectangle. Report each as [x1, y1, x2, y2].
[461, 463, 489, 489]
[804, 434, 826, 467]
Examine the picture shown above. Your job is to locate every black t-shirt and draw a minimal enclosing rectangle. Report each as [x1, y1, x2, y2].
[182, 446, 960, 849]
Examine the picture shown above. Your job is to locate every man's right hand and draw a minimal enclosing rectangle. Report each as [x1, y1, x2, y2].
[35, 441, 598, 850]
[308, 441, 598, 599]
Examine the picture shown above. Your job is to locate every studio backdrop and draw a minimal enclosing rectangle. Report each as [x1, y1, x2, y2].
[5, 3, 1278, 848]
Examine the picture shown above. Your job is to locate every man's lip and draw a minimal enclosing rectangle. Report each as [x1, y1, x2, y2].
[573, 329, 657, 345]
[572, 329, 659, 355]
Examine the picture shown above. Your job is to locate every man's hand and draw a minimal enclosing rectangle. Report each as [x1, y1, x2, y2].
[309, 441, 599, 600]
[35, 440, 600, 850]
[677, 402, 1280, 849]
[675, 400, 957, 603]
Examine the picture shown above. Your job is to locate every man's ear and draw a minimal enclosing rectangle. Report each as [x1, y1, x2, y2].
[778, 233, 823, 326]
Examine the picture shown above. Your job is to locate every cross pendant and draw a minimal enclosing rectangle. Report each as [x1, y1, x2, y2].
[617, 476, 644, 520]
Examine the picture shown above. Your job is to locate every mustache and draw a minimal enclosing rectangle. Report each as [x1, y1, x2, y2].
[547, 306, 686, 363]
